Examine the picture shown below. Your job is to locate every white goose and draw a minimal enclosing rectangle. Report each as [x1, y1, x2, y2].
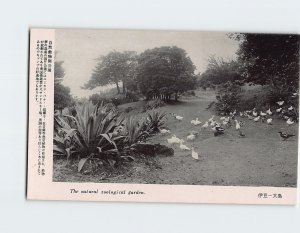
[267, 118, 272, 124]
[191, 147, 199, 160]
[287, 118, 294, 125]
[266, 108, 272, 115]
[277, 101, 284, 106]
[191, 118, 201, 126]
[234, 119, 241, 130]
[202, 121, 209, 128]
[160, 128, 170, 134]
[187, 134, 196, 141]
[175, 115, 183, 121]
[253, 116, 260, 122]
[276, 108, 282, 113]
[167, 135, 181, 145]
[179, 139, 191, 151]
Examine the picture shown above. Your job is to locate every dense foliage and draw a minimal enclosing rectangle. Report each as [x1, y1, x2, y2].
[198, 56, 243, 89]
[233, 33, 300, 87]
[137, 46, 197, 101]
[54, 102, 166, 172]
[83, 51, 137, 94]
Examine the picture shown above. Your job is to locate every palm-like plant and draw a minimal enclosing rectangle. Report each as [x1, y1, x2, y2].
[146, 110, 166, 133]
[54, 102, 124, 171]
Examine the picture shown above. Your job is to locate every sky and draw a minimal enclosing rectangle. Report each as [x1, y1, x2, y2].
[55, 29, 240, 98]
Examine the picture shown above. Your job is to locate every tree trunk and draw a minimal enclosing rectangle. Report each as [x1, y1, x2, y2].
[122, 81, 126, 94]
[116, 82, 120, 94]
[175, 92, 178, 101]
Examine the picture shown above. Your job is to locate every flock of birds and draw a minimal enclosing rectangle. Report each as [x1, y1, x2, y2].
[158, 100, 297, 160]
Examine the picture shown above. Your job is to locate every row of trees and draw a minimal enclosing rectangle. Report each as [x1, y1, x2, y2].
[83, 46, 197, 101]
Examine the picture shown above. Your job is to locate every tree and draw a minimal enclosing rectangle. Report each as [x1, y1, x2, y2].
[83, 51, 137, 94]
[198, 56, 243, 88]
[136, 46, 196, 101]
[54, 61, 73, 112]
[232, 33, 300, 87]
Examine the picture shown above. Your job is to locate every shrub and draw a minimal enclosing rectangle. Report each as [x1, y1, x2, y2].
[53, 102, 124, 171]
[145, 110, 167, 133]
[215, 81, 242, 115]
[144, 99, 165, 111]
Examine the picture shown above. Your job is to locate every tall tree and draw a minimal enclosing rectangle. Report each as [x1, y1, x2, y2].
[136, 46, 196, 101]
[232, 33, 300, 87]
[83, 51, 137, 94]
[198, 56, 243, 88]
[54, 61, 72, 112]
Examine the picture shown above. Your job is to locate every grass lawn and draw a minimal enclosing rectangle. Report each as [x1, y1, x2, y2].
[53, 89, 298, 187]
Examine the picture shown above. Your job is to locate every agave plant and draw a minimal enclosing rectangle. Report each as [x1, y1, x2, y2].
[122, 116, 151, 146]
[53, 102, 124, 171]
[145, 109, 166, 133]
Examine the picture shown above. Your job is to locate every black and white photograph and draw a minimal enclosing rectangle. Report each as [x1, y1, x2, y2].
[52, 29, 299, 188]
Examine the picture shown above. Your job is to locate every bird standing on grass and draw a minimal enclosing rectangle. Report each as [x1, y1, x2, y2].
[187, 134, 196, 141]
[167, 135, 181, 145]
[253, 116, 260, 122]
[191, 118, 201, 126]
[191, 147, 199, 160]
[287, 118, 294, 125]
[179, 139, 191, 151]
[277, 101, 284, 106]
[267, 118, 272, 125]
[266, 108, 272, 115]
[234, 119, 241, 130]
[278, 132, 295, 141]
[175, 115, 183, 121]
[160, 128, 170, 134]
[202, 121, 209, 129]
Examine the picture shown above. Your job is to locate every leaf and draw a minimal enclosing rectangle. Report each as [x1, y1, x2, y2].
[78, 158, 89, 172]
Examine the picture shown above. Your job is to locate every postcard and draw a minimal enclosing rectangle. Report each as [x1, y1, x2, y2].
[27, 28, 299, 204]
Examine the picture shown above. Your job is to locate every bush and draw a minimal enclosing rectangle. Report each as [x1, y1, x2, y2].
[144, 99, 165, 111]
[53, 102, 124, 171]
[215, 82, 242, 115]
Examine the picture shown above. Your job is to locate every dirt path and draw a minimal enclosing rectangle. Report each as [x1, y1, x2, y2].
[115, 94, 298, 187]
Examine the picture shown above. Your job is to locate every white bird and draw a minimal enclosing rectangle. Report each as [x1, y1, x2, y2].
[202, 121, 209, 128]
[287, 118, 294, 125]
[210, 120, 217, 126]
[253, 116, 260, 122]
[191, 118, 201, 126]
[267, 118, 272, 124]
[260, 111, 267, 117]
[179, 140, 191, 151]
[191, 147, 199, 160]
[277, 101, 284, 106]
[234, 119, 241, 130]
[288, 106, 293, 111]
[222, 120, 229, 126]
[220, 117, 226, 120]
[266, 108, 272, 115]
[208, 115, 215, 122]
[253, 110, 258, 117]
[276, 108, 282, 113]
[175, 115, 183, 121]
[187, 134, 196, 141]
[160, 128, 170, 134]
[167, 135, 181, 145]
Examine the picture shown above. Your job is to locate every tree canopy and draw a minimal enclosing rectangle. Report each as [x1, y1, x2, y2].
[198, 56, 243, 89]
[83, 51, 137, 94]
[136, 46, 197, 100]
[54, 61, 73, 111]
[233, 33, 300, 87]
